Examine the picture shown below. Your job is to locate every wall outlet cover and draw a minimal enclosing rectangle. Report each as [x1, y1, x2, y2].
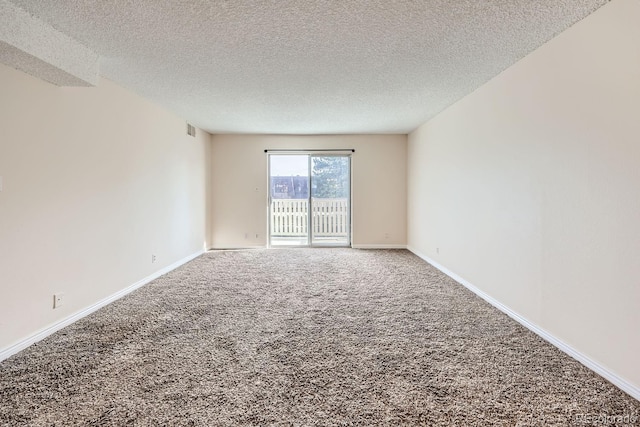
[53, 293, 64, 309]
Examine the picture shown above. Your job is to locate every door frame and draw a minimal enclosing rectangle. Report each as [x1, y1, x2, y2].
[267, 152, 352, 248]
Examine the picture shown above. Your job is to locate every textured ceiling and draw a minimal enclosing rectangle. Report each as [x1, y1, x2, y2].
[0, 0, 98, 86]
[5, 0, 608, 134]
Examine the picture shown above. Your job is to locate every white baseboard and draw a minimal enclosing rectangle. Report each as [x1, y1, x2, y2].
[210, 244, 408, 250]
[210, 246, 266, 250]
[212, 245, 408, 250]
[0, 250, 204, 362]
[407, 246, 640, 402]
[351, 244, 407, 249]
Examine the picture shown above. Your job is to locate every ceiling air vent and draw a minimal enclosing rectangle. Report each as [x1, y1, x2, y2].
[186, 123, 196, 137]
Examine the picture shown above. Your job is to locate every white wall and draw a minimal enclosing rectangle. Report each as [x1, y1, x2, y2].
[0, 63, 212, 352]
[408, 0, 640, 394]
[211, 134, 407, 248]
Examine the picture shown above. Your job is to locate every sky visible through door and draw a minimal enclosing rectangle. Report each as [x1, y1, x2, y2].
[270, 155, 308, 177]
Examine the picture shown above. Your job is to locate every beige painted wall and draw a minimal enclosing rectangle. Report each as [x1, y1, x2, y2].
[0, 63, 212, 351]
[408, 0, 640, 391]
[211, 134, 407, 248]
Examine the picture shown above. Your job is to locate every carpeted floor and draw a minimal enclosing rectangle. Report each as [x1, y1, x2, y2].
[0, 249, 638, 426]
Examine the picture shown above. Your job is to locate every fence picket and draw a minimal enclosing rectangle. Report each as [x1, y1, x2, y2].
[271, 199, 348, 237]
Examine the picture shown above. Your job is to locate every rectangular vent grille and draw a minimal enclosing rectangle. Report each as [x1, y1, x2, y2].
[187, 123, 196, 137]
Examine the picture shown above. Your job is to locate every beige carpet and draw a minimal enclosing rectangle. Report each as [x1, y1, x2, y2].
[0, 249, 638, 426]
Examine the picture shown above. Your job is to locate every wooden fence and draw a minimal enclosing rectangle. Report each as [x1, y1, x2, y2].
[271, 198, 349, 237]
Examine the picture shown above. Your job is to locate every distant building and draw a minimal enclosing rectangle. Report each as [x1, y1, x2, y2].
[271, 176, 309, 199]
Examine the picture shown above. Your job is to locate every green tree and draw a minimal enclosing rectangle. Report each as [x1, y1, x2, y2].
[311, 157, 349, 198]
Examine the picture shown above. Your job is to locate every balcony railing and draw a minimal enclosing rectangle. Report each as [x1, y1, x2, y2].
[270, 198, 349, 238]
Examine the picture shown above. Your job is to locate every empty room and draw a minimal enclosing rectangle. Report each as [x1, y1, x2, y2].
[1, 0, 639, 425]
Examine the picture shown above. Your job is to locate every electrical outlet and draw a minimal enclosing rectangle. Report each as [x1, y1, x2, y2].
[436, 247, 440, 254]
[151, 254, 157, 263]
[384, 233, 390, 239]
[255, 233, 259, 239]
[53, 293, 64, 309]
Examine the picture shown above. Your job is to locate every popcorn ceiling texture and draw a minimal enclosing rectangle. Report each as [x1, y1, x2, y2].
[4, 0, 608, 132]
[0, 0, 98, 86]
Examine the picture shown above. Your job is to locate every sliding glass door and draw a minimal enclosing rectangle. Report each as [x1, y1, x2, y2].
[269, 154, 351, 247]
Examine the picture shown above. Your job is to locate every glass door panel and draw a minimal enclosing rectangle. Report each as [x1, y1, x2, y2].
[269, 155, 310, 246]
[310, 156, 351, 246]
